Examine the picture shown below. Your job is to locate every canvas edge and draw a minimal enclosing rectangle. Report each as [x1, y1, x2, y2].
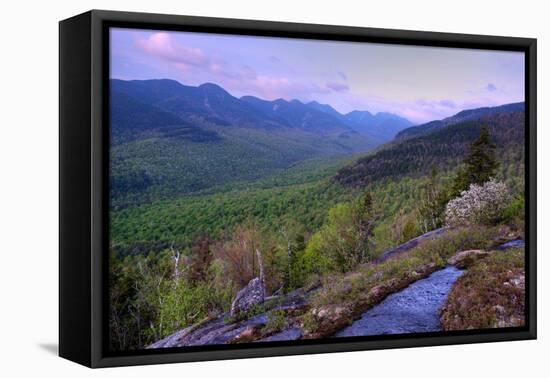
[56, 9, 538, 368]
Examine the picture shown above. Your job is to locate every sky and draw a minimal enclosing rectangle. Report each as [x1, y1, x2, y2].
[110, 28, 525, 124]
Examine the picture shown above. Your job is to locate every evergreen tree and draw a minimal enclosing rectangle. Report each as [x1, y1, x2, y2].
[352, 192, 377, 263]
[452, 125, 499, 195]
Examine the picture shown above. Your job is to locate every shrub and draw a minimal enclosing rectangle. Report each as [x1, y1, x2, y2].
[391, 210, 421, 245]
[303, 194, 377, 274]
[445, 179, 510, 226]
[501, 193, 525, 224]
[297, 233, 332, 277]
[158, 272, 234, 338]
[265, 309, 288, 332]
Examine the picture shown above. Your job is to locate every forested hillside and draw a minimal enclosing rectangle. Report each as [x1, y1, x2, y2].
[334, 110, 524, 189]
[395, 102, 524, 140]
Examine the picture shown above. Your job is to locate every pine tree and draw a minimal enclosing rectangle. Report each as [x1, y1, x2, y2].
[352, 192, 377, 263]
[452, 125, 499, 195]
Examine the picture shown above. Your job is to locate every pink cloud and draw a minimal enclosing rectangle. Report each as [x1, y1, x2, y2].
[136, 33, 209, 66]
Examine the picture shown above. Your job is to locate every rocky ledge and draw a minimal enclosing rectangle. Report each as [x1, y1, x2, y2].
[148, 285, 316, 348]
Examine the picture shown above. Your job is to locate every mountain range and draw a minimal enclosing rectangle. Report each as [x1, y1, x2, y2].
[111, 79, 413, 144]
[109, 79, 414, 206]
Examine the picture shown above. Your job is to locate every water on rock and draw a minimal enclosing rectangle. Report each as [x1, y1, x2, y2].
[495, 239, 525, 250]
[335, 266, 463, 337]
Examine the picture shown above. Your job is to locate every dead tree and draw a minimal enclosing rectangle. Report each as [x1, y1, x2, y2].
[170, 244, 181, 280]
[255, 248, 265, 287]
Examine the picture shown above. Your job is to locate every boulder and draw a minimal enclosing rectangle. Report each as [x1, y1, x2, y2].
[447, 249, 491, 269]
[230, 277, 265, 318]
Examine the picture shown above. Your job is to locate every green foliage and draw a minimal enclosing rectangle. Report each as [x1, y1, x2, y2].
[109, 246, 234, 351]
[278, 222, 308, 291]
[109, 250, 173, 350]
[452, 125, 500, 195]
[303, 192, 377, 273]
[301, 312, 318, 333]
[265, 309, 288, 332]
[417, 166, 449, 233]
[300, 232, 334, 276]
[158, 277, 234, 339]
[111, 161, 353, 256]
[501, 193, 525, 224]
[352, 192, 377, 253]
[391, 209, 421, 245]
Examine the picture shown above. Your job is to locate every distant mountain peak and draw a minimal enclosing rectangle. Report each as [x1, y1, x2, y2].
[346, 110, 374, 119]
[273, 98, 288, 105]
[306, 101, 342, 118]
[342, 110, 413, 142]
[199, 82, 231, 96]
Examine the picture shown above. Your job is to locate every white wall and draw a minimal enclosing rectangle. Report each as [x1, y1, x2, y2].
[0, 0, 546, 376]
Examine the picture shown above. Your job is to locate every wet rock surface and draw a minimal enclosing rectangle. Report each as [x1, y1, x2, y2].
[334, 266, 463, 337]
[495, 239, 525, 250]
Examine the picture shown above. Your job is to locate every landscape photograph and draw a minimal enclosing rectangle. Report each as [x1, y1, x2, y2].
[108, 28, 526, 351]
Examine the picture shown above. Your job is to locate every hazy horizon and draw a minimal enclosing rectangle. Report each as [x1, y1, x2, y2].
[110, 28, 525, 124]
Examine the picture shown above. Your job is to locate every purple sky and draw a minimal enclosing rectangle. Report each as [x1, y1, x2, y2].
[110, 28, 525, 124]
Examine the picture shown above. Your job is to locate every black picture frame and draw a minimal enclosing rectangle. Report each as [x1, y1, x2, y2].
[59, 9, 537, 368]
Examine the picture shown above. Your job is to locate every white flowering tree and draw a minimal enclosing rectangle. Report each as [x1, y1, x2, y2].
[445, 179, 510, 226]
